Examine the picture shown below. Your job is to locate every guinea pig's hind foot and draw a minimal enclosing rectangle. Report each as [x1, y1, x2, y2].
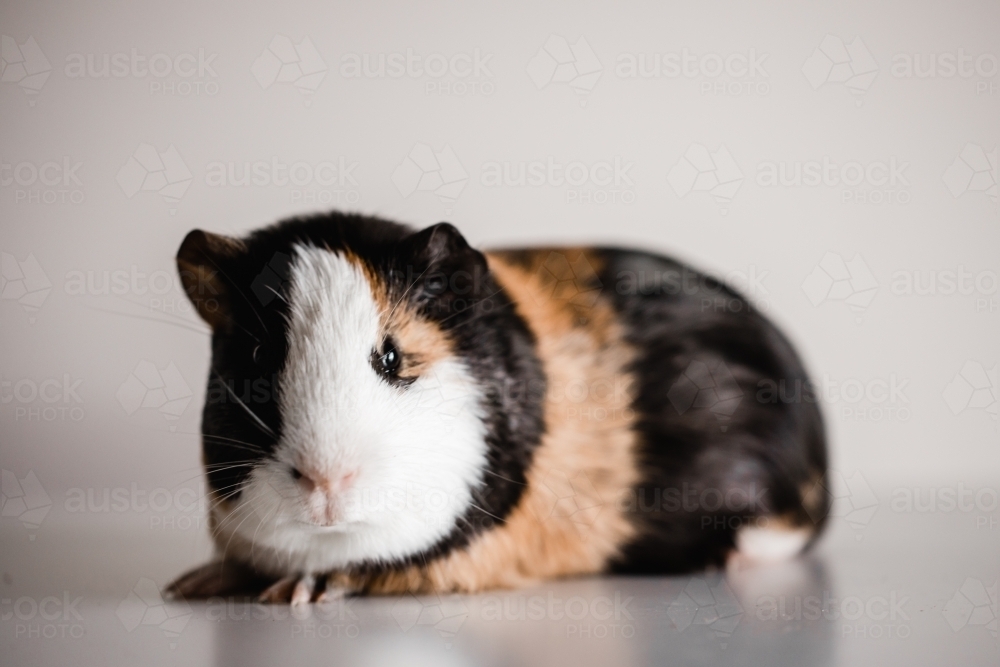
[726, 523, 813, 572]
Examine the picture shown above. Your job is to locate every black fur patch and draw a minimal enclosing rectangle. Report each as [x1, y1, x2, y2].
[593, 248, 829, 573]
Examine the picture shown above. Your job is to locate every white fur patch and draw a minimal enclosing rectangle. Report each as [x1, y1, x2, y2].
[734, 525, 810, 564]
[217, 245, 487, 574]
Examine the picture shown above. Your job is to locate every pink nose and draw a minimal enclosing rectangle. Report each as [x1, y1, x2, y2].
[294, 467, 357, 494]
[292, 466, 357, 525]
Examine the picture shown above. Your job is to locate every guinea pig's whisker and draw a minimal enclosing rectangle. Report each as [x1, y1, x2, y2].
[261, 284, 288, 305]
[106, 295, 212, 332]
[199, 482, 246, 503]
[201, 485, 246, 510]
[220, 314, 263, 344]
[165, 486, 245, 518]
[467, 502, 506, 524]
[200, 434, 269, 455]
[382, 266, 432, 325]
[214, 490, 263, 539]
[168, 464, 257, 490]
[211, 371, 277, 438]
[220, 512, 257, 562]
[437, 290, 515, 333]
[481, 469, 527, 486]
[249, 503, 281, 570]
[84, 304, 210, 336]
[197, 463, 259, 479]
[201, 458, 261, 469]
[219, 489, 273, 562]
[175, 459, 258, 477]
[209, 485, 252, 509]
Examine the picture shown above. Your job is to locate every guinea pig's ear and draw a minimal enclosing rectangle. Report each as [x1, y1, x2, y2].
[176, 229, 246, 329]
[405, 222, 486, 275]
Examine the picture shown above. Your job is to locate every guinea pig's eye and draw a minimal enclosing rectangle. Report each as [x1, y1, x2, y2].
[373, 338, 402, 378]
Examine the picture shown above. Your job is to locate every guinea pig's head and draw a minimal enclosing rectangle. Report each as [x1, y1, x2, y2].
[177, 215, 542, 570]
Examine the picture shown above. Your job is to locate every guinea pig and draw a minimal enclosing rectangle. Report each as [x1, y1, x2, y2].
[167, 212, 829, 604]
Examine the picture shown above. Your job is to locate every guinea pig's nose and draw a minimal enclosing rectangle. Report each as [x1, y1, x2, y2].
[293, 466, 357, 494]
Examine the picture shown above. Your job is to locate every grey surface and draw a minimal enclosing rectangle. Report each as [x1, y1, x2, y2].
[3, 508, 998, 666]
[2, 0, 999, 665]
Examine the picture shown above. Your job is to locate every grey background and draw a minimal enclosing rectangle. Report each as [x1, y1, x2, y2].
[0, 1, 997, 665]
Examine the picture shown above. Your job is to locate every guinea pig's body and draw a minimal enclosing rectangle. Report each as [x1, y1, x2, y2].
[169, 212, 828, 602]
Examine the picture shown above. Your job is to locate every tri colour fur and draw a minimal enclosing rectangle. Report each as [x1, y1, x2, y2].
[168, 212, 829, 602]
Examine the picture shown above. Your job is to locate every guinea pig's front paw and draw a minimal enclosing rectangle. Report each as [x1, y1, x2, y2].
[258, 572, 357, 605]
[166, 560, 267, 600]
[258, 573, 313, 604]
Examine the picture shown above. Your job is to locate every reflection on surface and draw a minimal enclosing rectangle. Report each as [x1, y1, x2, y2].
[207, 557, 833, 667]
